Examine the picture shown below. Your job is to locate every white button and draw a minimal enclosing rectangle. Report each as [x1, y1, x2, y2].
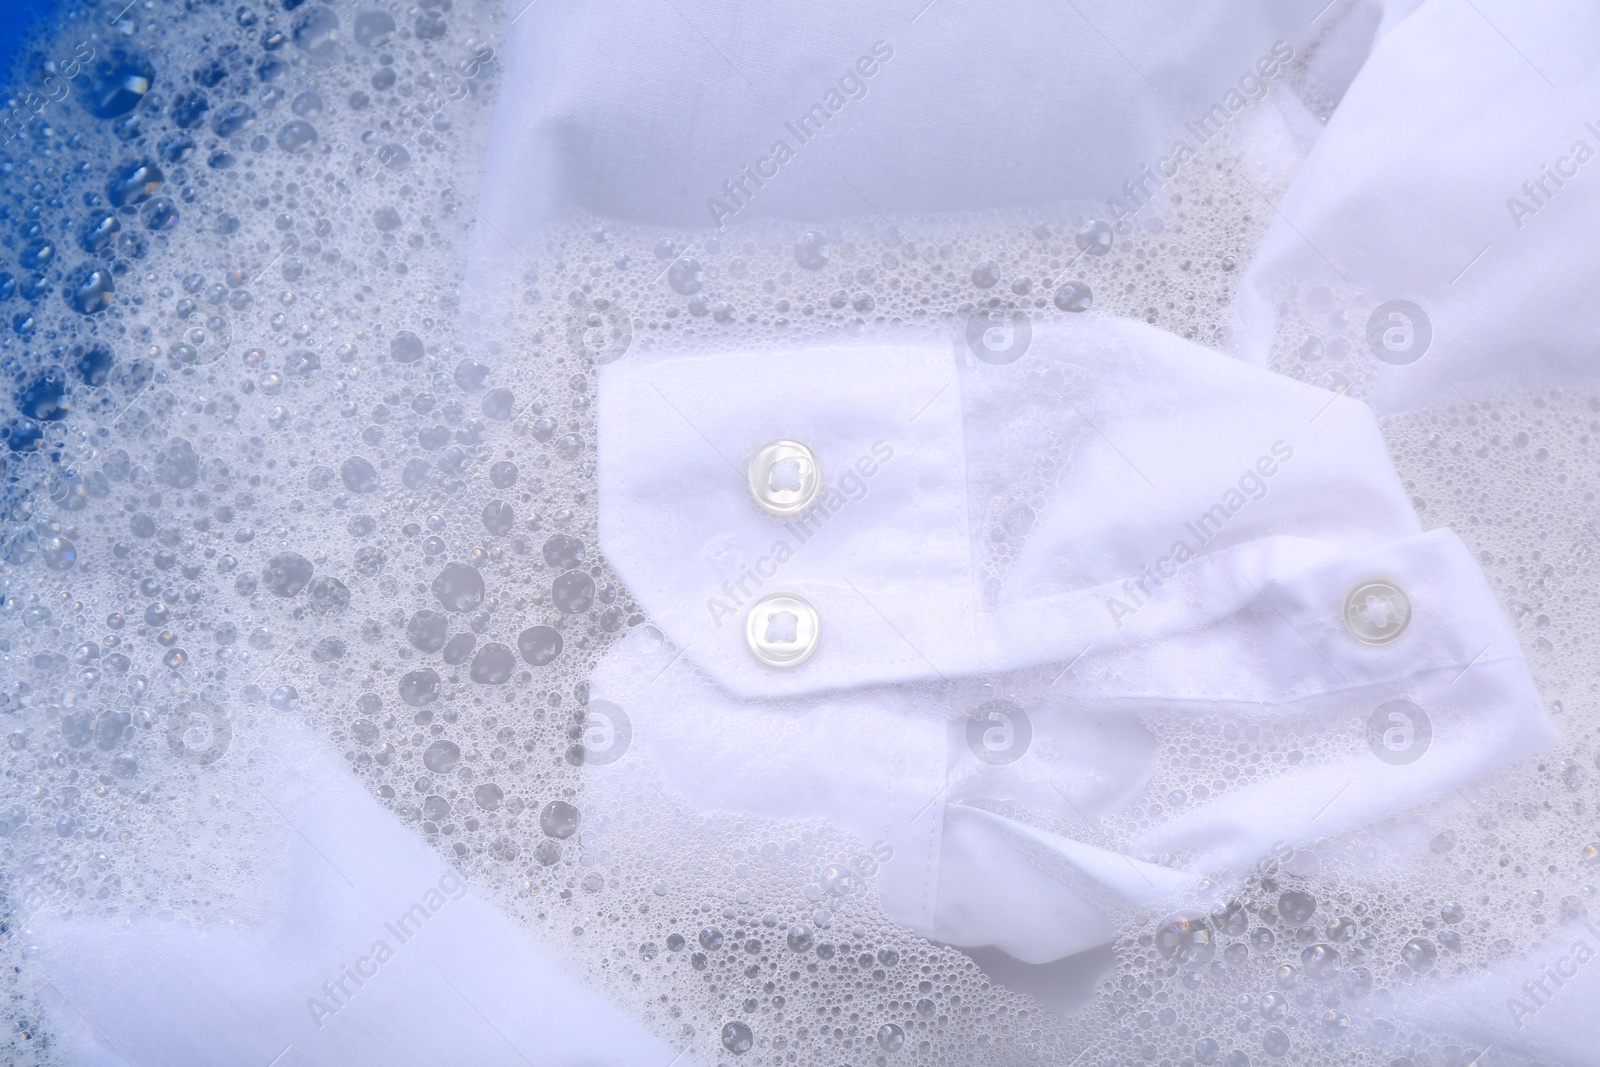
[745, 593, 820, 668]
[1343, 580, 1411, 644]
[748, 440, 821, 516]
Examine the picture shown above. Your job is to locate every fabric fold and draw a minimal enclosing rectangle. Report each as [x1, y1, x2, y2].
[599, 316, 1426, 699]
[592, 315, 1553, 962]
[1231, 0, 1600, 412]
[27, 723, 677, 1067]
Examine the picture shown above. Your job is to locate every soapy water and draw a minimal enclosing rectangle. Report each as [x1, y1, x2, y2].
[0, 1, 1595, 1065]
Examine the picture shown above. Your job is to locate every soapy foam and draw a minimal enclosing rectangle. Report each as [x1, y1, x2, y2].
[0, 3, 1593, 1066]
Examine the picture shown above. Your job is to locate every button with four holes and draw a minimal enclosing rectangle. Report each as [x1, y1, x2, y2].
[745, 592, 820, 668]
[1343, 580, 1411, 644]
[748, 439, 821, 516]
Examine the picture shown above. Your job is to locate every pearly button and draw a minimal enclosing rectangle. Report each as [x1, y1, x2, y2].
[745, 592, 820, 668]
[748, 439, 821, 516]
[1343, 580, 1411, 644]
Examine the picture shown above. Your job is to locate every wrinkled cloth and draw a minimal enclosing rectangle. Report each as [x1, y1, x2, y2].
[28, 725, 674, 1067]
[1233, 0, 1600, 412]
[592, 316, 1553, 963]
[427, 0, 1586, 1051]
[1394, 916, 1600, 1064]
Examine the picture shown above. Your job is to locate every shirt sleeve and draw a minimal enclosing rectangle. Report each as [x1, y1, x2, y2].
[589, 316, 1554, 962]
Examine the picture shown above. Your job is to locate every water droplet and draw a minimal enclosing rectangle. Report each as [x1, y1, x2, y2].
[340, 456, 379, 493]
[469, 643, 514, 684]
[481, 387, 514, 420]
[1401, 937, 1437, 971]
[1054, 280, 1092, 313]
[81, 210, 122, 254]
[161, 133, 196, 163]
[263, 553, 314, 596]
[19, 240, 55, 272]
[540, 800, 578, 838]
[1075, 219, 1113, 256]
[399, 668, 441, 706]
[1262, 1026, 1290, 1057]
[542, 535, 585, 569]
[77, 49, 155, 118]
[432, 562, 484, 611]
[171, 91, 210, 129]
[422, 739, 460, 773]
[108, 160, 163, 207]
[667, 257, 704, 295]
[517, 625, 562, 666]
[489, 461, 518, 489]
[793, 231, 830, 270]
[17, 376, 67, 421]
[276, 119, 318, 152]
[422, 794, 451, 822]
[142, 197, 179, 231]
[450, 361, 489, 396]
[353, 10, 396, 46]
[480, 499, 514, 535]
[721, 1021, 753, 1055]
[292, 5, 340, 51]
[406, 610, 449, 653]
[212, 103, 255, 138]
[1156, 911, 1216, 968]
[552, 571, 594, 614]
[390, 331, 425, 363]
[68, 268, 116, 314]
[41, 536, 76, 571]
[414, 11, 447, 39]
[1277, 891, 1316, 925]
[1300, 943, 1341, 981]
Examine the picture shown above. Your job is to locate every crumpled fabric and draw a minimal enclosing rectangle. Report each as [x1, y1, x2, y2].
[1233, 0, 1600, 411]
[28, 724, 674, 1067]
[27, 0, 1592, 1060]
[591, 315, 1553, 963]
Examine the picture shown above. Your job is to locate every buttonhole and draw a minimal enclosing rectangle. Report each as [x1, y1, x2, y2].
[764, 611, 799, 644]
[768, 457, 805, 493]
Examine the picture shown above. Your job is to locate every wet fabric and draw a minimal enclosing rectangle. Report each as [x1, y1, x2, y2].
[469, 0, 1334, 253]
[1233, 0, 1600, 412]
[591, 316, 1553, 963]
[30, 725, 674, 1067]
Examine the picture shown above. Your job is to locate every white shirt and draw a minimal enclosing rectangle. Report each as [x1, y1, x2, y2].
[590, 314, 1553, 962]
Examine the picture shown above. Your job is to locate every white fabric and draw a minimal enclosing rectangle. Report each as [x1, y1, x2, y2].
[1395, 916, 1600, 1064]
[28, 725, 677, 1067]
[601, 317, 1421, 699]
[1233, 0, 1600, 411]
[472, 0, 1331, 241]
[13, 0, 1592, 1059]
[592, 317, 1554, 963]
[451, 0, 1576, 1037]
[1223, 5, 1600, 1057]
